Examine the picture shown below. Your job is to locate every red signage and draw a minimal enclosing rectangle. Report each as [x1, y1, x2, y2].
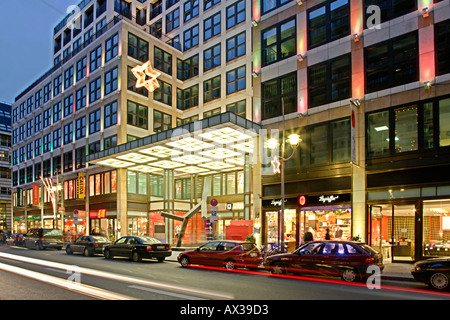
[32, 184, 40, 205]
[298, 195, 307, 206]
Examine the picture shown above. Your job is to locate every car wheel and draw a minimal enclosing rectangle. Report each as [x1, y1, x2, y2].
[157, 257, 165, 263]
[271, 262, 286, 275]
[180, 256, 190, 268]
[428, 272, 449, 290]
[224, 259, 236, 270]
[341, 268, 358, 282]
[36, 242, 44, 250]
[104, 249, 113, 260]
[84, 248, 93, 257]
[132, 251, 142, 263]
[66, 245, 73, 255]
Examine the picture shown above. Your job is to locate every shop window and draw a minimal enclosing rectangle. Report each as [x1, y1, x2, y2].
[128, 171, 137, 194]
[439, 98, 450, 147]
[367, 110, 390, 157]
[423, 200, 450, 258]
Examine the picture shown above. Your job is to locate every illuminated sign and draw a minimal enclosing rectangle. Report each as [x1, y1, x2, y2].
[271, 156, 281, 174]
[131, 61, 161, 92]
[77, 172, 85, 199]
[298, 195, 307, 206]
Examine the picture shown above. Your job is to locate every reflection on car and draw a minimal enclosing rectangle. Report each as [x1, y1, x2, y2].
[103, 236, 171, 263]
[264, 240, 384, 282]
[177, 240, 263, 270]
[66, 235, 111, 257]
[412, 257, 450, 290]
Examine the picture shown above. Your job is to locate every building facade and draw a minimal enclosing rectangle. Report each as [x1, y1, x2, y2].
[0, 102, 11, 231]
[10, 0, 450, 262]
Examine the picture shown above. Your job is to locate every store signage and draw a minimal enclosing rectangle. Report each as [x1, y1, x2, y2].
[32, 184, 40, 205]
[298, 195, 307, 206]
[319, 195, 340, 203]
[226, 203, 233, 211]
[77, 173, 85, 199]
[270, 199, 286, 206]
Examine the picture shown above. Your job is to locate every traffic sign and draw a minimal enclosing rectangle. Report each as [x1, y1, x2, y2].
[210, 199, 218, 207]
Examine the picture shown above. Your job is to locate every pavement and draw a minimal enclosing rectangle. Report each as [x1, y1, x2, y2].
[166, 248, 415, 282]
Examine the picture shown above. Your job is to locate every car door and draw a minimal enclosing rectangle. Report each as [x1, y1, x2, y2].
[215, 242, 237, 266]
[291, 242, 324, 275]
[321, 242, 346, 277]
[194, 241, 221, 265]
[110, 237, 129, 257]
[72, 236, 85, 253]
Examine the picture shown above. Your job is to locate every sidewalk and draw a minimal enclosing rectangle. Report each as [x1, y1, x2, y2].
[166, 248, 415, 281]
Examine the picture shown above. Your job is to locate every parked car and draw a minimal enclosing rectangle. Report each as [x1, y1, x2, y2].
[66, 235, 111, 257]
[103, 236, 171, 262]
[264, 240, 384, 282]
[177, 240, 263, 270]
[24, 228, 64, 250]
[412, 257, 450, 290]
[6, 233, 25, 246]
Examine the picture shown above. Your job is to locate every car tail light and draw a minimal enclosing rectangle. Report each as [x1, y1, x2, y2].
[366, 258, 374, 264]
[40, 237, 44, 242]
[93, 243, 99, 248]
[146, 246, 153, 251]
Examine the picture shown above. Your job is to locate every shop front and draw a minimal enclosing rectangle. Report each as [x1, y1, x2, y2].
[368, 186, 450, 262]
[90, 209, 117, 241]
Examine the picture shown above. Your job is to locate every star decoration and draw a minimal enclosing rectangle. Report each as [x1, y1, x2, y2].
[271, 156, 281, 174]
[131, 61, 161, 92]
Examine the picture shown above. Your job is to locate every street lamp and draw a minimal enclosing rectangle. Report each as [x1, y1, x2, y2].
[268, 133, 301, 253]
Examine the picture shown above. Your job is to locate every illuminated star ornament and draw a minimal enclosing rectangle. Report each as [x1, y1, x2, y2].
[131, 61, 161, 92]
[271, 156, 281, 174]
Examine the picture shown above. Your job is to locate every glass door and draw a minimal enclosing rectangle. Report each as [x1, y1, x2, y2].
[370, 204, 392, 263]
[392, 204, 416, 262]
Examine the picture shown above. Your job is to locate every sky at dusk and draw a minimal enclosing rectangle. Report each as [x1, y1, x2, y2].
[0, 0, 78, 104]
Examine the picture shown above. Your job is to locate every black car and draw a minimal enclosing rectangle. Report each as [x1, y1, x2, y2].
[103, 236, 171, 263]
[24, 228, 64, 250]
[412, 257, 450, 290]
[66, 235, 111, 257]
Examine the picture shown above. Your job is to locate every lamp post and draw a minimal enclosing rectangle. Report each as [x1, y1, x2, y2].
[268, 133, 300, 253]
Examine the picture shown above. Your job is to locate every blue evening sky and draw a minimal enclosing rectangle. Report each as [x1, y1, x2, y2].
[0, 0, 77, 104]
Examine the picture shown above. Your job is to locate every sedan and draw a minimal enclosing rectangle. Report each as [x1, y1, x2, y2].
[66, 235, 112, 257]
[103, 236, 171, 263]
[264, 241, 384, 282]
[412, 257, 450, 290]
[177, 240, 263, 270]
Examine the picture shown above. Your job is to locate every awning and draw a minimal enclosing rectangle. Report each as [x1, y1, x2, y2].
[87, 112, 261, 175]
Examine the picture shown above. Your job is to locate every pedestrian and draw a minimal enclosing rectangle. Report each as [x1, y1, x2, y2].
[325, 228, 331, 240]
[304, 228, 314, 243]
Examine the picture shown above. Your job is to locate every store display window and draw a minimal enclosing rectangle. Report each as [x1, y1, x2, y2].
[301, 206, 352, 242]
[423, 200, 450, 257]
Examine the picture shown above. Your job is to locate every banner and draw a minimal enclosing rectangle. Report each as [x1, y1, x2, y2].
[32, 183, 40, 205]
[77, 172, 85, 199]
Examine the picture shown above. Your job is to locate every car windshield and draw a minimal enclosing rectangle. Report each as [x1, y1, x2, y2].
[43, 229, 63, 237]
[91, 236, 109, 242]
[137, 236, 162, 244]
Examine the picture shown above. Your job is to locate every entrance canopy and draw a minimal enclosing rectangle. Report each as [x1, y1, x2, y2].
[87, 113, 261, 175]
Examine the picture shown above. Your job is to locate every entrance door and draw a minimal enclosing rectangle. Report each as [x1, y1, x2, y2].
[370, 203, 416, 262]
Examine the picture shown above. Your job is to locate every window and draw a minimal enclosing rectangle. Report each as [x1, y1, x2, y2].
[53, 75, 62, 97]
[105, 33, 119, 62]
[53, 102, 62, 123]
[184, 0, 199, 22]
[226, 32, 245, 62]
[166, 8, 180, 32]
[76, 56, 87, 81]
[365, 32, 418, 93]
[367, 110, 389, 157]
[64, 66, 74, 89]
[114, 0, 131, 18]
[53, 155, 61, 176]
[104, 135, 117, 149]
[204, 44, 221, 71]
[310, 125, 328, 165]
[34, 114, 42, 133]
[436, 19, 450, 76]
[153, 110, 172, 132]
[204, 12, 221, 41]
[262, 73, 297, 120]
[89, 76, 102, 103]
[154, 47, 172, 75]
[104, 67, 118, 95]
[154, 80, 172, 106]
[204, 0, 220, 10]
[89, 109, 101, 134]
[76, 86, 87, 110]
[128, 33, 149, 62]
[75, 147, 86, 169]
[104, 101, 118, 128]
[75, 116, 86, 139]
[63, 152, 73, 173]
[35, 90, 42, 108]
[394, 105, 418, 153]
[166, 0, 180, 9]
[364, 0, 416, 26]
[184, 24, 199, 51]
[44, 82, 52, 103]
[203, 107, 221, 118]
[64, 122, 74, 144]
[308, 0, 349, 49]
[262, 18, 296, 66]
[261, 0, 290, 15]
[203, 75, 221, 103]
[439, 98, 450, 147]
[226, 100, 246, 118]
[43, 134, 51, 153]
[127, 171, 137, 193]
[127, 101, 148, 129]
[308, 54, 351, 108]
[90, 45, 102, 72]
[226, 0, 245, 29]
[43, 108, 52, 128]
[64, 95, 73, 117]
[177, 85, 199, 110]
[177, 55, 199, 80]
[226, 65, 246, 94]
[332, 118, 351, 162]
